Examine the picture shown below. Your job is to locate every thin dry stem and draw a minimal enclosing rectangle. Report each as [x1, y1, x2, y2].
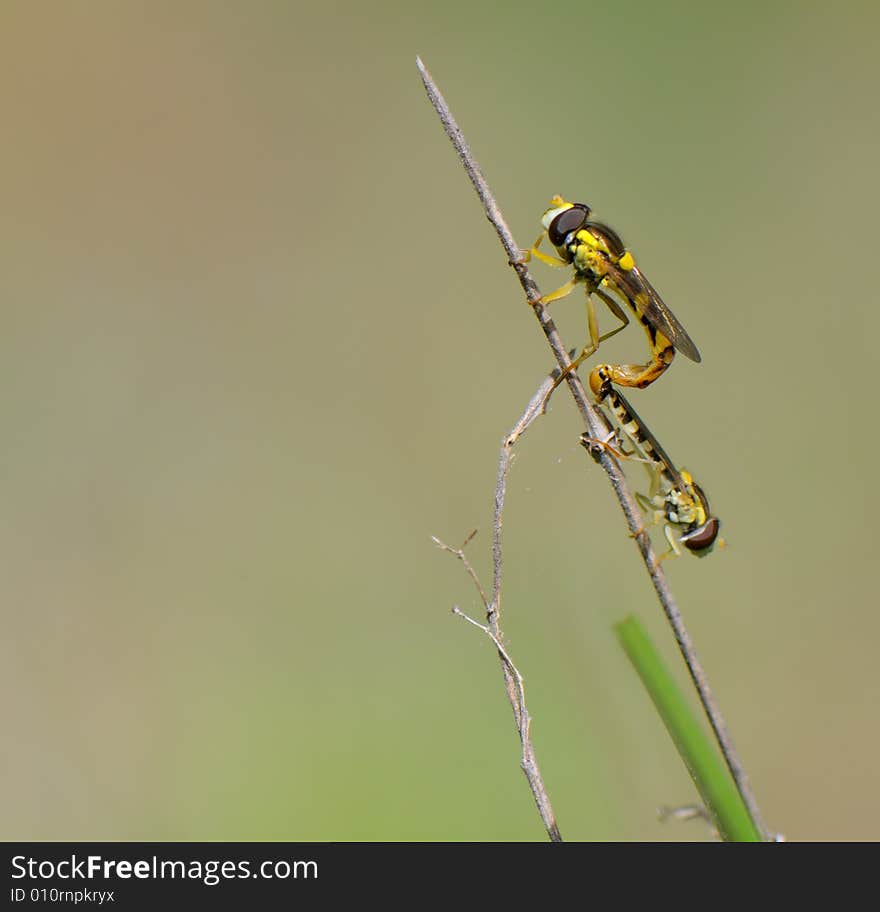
[452, 605, 549, 819]
[431, 530, 489, 610]
[418, 56, 770, 841]
[433, 368, 564, 841]
[491, 369, 559, 619]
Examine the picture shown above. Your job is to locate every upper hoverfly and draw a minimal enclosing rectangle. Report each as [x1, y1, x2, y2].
[525, 196, 700, 398]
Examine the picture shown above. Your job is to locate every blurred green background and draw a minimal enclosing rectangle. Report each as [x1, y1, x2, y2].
[2, 1, 879, 841]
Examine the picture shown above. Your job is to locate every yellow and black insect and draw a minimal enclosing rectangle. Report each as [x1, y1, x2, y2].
[584, 368, 721, 558]
[526, 196, 701, 396]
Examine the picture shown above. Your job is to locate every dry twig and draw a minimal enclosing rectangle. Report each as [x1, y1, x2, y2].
[434, 368, 562, 841]
[418, 56, 770, 841]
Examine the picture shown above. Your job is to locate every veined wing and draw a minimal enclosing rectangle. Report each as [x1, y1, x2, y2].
[609, 264, 701, 363]
[609, 386, 686, 492]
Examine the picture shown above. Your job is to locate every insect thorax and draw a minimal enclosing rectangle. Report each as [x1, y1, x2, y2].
[570, 240, 608, 278]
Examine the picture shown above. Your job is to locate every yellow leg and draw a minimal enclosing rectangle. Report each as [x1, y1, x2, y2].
[541, 287, 636, 407]
[529, 247, 569, 268]
[584, 313, 677, 392]
[523, 231, 569, 268]
[580, 429, 628, 463]
[584, 427, 652, 470]
[590, 289, 629, 348]
[538, 291, 601, 407]
[549, 288, 629, 378]
[594, 286, 630, 330]
[653, 524, 684, 564]
[538, 275, 580, 306]
[628, 500, 665, 542]
[561, 287, 629, 384]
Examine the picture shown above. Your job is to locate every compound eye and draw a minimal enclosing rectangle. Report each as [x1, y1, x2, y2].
[684, 518, 720, 554]
[548, 204, 589, 247]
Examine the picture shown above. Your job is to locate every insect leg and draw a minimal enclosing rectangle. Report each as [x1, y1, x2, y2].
[539, 289, 603, 405]
[585, 307, 678, 392]
[593, 287, 630, 344]
[538, 275, 580, 306]
[658, 524, 684, 562]
[523, 231, 569, 268]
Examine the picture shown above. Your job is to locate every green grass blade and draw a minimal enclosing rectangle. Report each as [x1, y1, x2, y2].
[615, 614, 761, 842]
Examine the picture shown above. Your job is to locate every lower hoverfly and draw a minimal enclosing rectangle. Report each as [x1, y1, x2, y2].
[584, 367, 721, 558]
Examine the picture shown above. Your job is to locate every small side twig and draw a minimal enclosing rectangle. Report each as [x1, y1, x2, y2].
[433, 367, 563, 842]
[491, 368, 559, 619]
[418, 56, 770, 841]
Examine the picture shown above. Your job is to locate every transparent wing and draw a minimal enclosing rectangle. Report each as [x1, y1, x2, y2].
[610, 386, 686, 491]
[610, 264, 701, 363]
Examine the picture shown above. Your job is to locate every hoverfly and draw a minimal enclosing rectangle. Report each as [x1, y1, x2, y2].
[584, 366, 721, 558]
[525, 196, 700, 398]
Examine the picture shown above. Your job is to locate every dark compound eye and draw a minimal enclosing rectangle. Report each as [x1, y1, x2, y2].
[684, 517, 720, 554]
[548, 204, 590, 247]
[585, 221, 626, 257]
